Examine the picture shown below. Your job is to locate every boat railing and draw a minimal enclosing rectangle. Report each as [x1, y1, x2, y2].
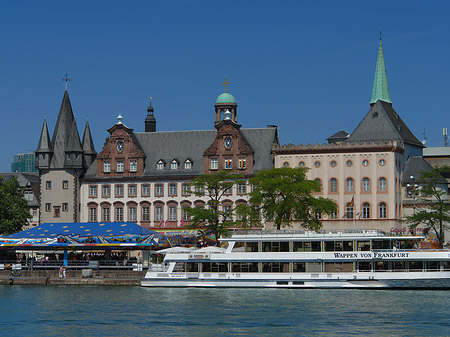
[230, 229, 386, 238]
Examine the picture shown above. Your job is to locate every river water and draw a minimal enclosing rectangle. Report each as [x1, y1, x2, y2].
[0, 286, 448, 336]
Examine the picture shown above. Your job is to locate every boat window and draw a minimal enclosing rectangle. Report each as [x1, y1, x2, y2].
[358, 261, 372, 271]
[186, 262, 199, 272]
[426, 261, 439, 271]
[262, 242, 289, 252]
[374, 261, 388, 271]
[293, 241, 320, 252]
[262, 262, 290, 272]
[343, 241, 353, 251]
[324, 241, 351, 251]
[372, 240, 391, 250]
[324, 241, 335, 251]
[357, 241, 370, 251]
[444, 261, 450, 271]
[392, 261, 406, 272]
[202, 262, 228, 273]
[231, 262, 258, 273]
[293, 262, 306, 272]
[305, 262, 321, 272]
[324, 262, 353, 273]
[409, 261, 423, 272]
[245, 242, 259, 252]
[232, 242, 245, 252]
[174, 262, 185, 272]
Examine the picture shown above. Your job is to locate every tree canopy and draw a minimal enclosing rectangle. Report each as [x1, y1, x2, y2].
[244, 167, 337, 230]
[404, 166, 450, 248]
[0, 176, 30, 235]
[187, 171, 243, 244]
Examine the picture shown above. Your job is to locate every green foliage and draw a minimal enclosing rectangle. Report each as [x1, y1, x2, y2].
[0, 177, 30, 235]
[187, 171, 244, 243]
[404, 166, 450, 248]
[244, 167, 337, 230]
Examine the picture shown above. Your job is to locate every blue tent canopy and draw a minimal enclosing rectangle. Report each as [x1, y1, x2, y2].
[5, 222, 158, 239]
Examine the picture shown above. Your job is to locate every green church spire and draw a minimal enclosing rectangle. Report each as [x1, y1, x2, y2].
[370, 37, 392, 105]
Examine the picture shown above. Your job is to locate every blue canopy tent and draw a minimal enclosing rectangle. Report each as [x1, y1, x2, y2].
[0, 222, 166, 266]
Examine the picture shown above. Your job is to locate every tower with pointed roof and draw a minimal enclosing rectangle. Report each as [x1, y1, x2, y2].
[36, 84, 97, 224]
[370, 37, 392, 106]
[145, 98, 157, 132]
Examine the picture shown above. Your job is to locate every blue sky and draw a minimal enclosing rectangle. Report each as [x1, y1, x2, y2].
[1, 1, 450, 172]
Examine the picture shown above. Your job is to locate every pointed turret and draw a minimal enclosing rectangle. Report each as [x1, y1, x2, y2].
[82, 121, 97, 168]
[370, 38, 392, 106]
[35, 118, 53, 169]
[145, 99, 156, 132]
[51, 90, 83, 168]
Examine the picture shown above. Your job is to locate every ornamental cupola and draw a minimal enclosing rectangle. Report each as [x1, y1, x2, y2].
[145, 97, 157, 132]
[215, 78, 237, 124]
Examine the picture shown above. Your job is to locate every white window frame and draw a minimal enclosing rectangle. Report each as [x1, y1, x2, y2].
[211, 158, 218, 170]
[103, 161, 111, 173]
[117, 161, 124, 173]
[169, 206, 177, 221]
[129, 207, 137, 221]
[130, 160, 137, 172]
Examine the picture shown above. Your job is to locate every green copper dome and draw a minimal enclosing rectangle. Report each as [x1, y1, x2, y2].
[216, 92, 236, 104]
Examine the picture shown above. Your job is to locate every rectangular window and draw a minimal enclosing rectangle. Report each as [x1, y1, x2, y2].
[45, 203, 51, 212]
[24, 191, 34, 201]
[129, 207, 137, 221]
[239, 158, 246, 169]
[182, 183, 191, 195]
[115, 185, 124, 197]
[155, 184, 163, 196]
[46, 181, 51, 190]
[157, 161, 164, 170]
[117, 161, 124, 173]
[115, 207, 123, 221]
[103, 185, 110, 198]
[169, 206, 177, 221]
[130, 160, 137, 172]
[170, 161, 178, 170]
[102, 207, 110, 222]
[224, 205, 232, 221]
[89, 185, 97, 197]
[129, 184, 137, 197]
[155, 206, 163, 221]
[54, 206, 61, 218]
[62, 203, 68, 212]
[182, 207, 190, 221]
[225, 158, 232, 169]
[142, 207, 150, 221]
[62, 180, 69, 189]
[211, 158, 218, 170]
[89, 207, 97, 222]
[103, 161, 111, 173]
[197, 185, 204, 194]
[238, 183, 246, 194]
[224, 186, 232, 195]
[142, 184, 150, 196]
[169, 183, 177, 196]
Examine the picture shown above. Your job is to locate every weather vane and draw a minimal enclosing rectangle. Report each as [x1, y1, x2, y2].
[63, 73, 70, 90]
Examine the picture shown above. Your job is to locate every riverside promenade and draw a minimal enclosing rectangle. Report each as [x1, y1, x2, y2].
[0, 269, 146, 286]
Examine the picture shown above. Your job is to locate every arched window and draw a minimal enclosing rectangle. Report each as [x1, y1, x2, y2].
[314, 178, 322, 193]
[157, 160, 165, 170]
[330, 178, 338, 193]
[170, 160, 178, 170]
[346, 203, 354, 219]
[379, 177, 387, 192]
[362, 202, 370, 219]
[184, 159, 192, 170]
[362, 178, 370, 192]
[379, 202, 387, 218]
[283, 162, 289, 167]
[346, 178, 354, 193]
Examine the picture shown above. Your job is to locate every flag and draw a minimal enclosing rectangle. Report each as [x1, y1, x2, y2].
[180, 219, 184, 226]
[349, 196, 354, 207]
[165, 219, 169, 227]
[159, 220, 163, 228]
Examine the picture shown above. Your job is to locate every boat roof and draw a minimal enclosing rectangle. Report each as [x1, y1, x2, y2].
[221, 230, 424, 242]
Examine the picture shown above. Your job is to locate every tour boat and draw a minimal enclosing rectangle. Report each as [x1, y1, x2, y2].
[141, 230, 450, 288]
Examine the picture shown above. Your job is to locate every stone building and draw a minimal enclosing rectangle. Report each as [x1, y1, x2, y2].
[80, 91, 278, 229]
[35, 87, 97, 223]
[272, 39, 424, 233]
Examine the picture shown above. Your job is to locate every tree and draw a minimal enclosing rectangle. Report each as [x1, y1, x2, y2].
[243, 167, 337, 231]
[187, 171, 243, 244]
[404, 166, 450, 249]
[0, 176, 30, 235]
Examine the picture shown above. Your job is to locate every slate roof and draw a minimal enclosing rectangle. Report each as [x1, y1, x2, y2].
[85, 126, 278, 178]
[81, 121, 97, 155]
[0, 173, 40, 207]
[36, 119, 52, 153]
[346, 100, 424, 148]
[327, 130, 349, 143]
[403, 156, 447, 184]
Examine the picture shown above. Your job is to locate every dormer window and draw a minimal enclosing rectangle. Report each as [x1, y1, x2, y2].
[170, 160, 178, 170]
[184, 159, 192, 170]
[157, 160, 165, 171]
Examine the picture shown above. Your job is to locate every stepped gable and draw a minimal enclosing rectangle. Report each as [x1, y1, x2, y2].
[346, 100, 423, 148]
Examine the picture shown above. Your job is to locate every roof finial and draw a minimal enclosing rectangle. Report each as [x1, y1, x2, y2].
[379, 28, 382, 42]
[44, 111, 46, 120]
[62, 73, 70, 91]
[86, 113, 88, 121]
[222, 78, 230, 93]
